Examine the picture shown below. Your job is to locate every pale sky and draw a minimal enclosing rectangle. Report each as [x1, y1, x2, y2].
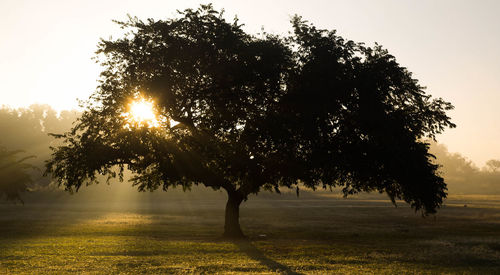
[1, 0, 499, 167]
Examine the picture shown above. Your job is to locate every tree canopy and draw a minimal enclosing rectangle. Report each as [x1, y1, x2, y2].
[46, 5, 455, 238]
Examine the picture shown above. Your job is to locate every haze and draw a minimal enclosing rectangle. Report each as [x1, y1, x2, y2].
[1, 0, 499, 167]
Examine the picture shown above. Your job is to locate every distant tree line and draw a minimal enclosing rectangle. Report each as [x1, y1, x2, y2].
[0, 105, 79, 201]
[429, 142, 500, 194]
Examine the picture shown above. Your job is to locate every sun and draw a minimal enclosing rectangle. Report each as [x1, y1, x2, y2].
[123, 96, 160, 128]
[130, 99, 156, 122]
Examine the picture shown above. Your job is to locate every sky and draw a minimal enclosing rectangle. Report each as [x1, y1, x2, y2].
[1, 0, 499, 167]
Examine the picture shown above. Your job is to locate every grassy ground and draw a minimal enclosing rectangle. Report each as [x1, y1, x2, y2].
[0, 193, 499, 274]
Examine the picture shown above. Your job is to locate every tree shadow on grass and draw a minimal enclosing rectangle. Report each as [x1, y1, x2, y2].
[233, 240, 303, 275]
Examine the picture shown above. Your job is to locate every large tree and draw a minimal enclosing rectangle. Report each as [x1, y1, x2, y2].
[46, 5, 455, 238]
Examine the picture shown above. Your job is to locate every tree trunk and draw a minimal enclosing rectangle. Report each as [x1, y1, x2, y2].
[223, 190, 245, 239]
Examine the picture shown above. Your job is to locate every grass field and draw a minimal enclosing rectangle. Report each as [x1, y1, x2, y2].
[1, 192, 499, 274]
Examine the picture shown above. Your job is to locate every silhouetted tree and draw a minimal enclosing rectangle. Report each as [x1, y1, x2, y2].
[46, 5, 455, 238]
[0, 145, 35, 202]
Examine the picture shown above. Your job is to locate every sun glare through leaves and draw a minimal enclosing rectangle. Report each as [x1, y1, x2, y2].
[122, 96, 160, 129]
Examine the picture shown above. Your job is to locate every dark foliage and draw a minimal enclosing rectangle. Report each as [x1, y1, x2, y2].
[46, 5, 455, 237]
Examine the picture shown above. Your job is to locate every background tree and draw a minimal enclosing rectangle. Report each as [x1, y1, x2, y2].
[46, 5, 455, 238]
[486, 159, 500, 172]
[0, 145, 36, 202]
